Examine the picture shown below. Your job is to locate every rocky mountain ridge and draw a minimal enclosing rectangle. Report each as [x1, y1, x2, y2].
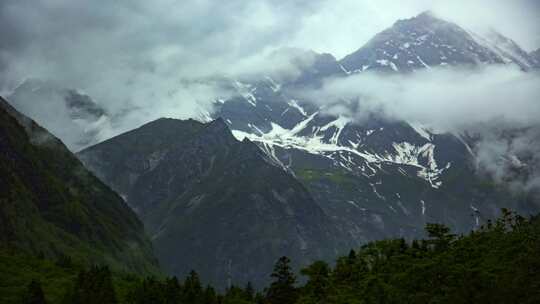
[208, 11, 540, 244]
[78, 117, 349, 289]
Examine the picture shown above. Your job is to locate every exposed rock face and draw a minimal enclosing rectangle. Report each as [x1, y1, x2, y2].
[211, 77, 538, 245]
[208, 12, 540, 244]
[78, 117, 346, 289]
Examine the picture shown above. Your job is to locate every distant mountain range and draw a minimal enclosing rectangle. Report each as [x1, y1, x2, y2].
[3, 11, 539, 289]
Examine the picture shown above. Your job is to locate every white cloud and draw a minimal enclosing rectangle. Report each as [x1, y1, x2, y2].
[290, 0, 540, 58]
[297, 65, 540, 190]
[300, 65, 540, 130]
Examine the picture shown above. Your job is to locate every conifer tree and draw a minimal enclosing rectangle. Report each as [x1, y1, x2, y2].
[300, 260, 330, 302]
[202, 285, 217, 304]
[182, 270, 203, 304]
[244, 282, 255, 301]
[65, 266, 117, 304]
[265, 256, 297, 304]
[347, 249, 356, 261]
[164, 277, 182, 303]
[426, 223, 455, 251]
[23, 280, 47, 304]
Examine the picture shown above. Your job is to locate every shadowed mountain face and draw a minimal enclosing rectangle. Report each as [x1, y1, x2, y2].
[0, 96, 158, 274]
[78, 117, 347, 289]
[208, 12, 540, 245]
[211, 77, 539, 245]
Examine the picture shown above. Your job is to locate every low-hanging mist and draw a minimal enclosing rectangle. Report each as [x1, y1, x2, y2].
[296, 65, 540, 191]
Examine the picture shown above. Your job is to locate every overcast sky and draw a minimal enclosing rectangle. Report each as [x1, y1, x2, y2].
[295, 0, 540, 57]
[1, 0, 538, 123]
[1, 0, 539, 93]
[1, 1, 539, 134]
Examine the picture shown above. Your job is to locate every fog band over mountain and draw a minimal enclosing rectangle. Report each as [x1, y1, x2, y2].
[300, 66, 539, 129]
[294, 65, 540, 191]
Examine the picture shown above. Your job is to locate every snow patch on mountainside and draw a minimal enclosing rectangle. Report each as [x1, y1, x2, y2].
[380, 142, 449, 188]
[288, 99, 307, 117]
[232, 118, 450, 187]
[320, 116, 353, 144]
[467, 30, 535, 69]
[233, 81, 257, 106]
[265, 76, 281, 92]
[409, 122, 432, 141]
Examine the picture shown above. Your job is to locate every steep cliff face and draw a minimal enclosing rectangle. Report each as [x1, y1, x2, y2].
[79, 117, 346, 288]
[0, 97, 158, 274]
[216, 82, 538, 243]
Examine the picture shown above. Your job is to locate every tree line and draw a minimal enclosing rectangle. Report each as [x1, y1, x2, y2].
[22, 209, 540, 304]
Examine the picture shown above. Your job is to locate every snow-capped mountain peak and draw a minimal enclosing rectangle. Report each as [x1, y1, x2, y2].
[207, 12, 538, 246]
[339, 11, 536, 73]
